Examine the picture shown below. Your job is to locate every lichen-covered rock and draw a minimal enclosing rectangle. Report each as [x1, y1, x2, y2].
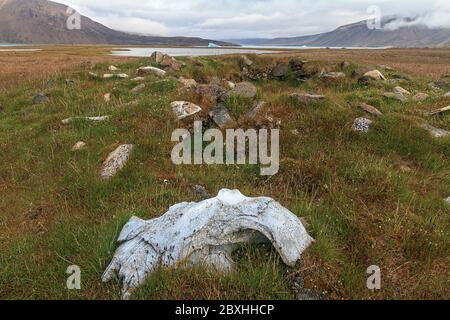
[196, 84, 226, 105]
[358, 103, 383, 116]
[179, 77, 197, 88]
[102, 189, 314, 299]
[413, 93, 429, 101]
[33, 93, 49, 104]
[100, 144, 134, 180]
[290, 93, 325, 104]
[171, 101, 202, 120]
[222, 82, 257, 100]
[131, 84, 146, 94]
[137, 66, 166, 77]
[421, 124, 450, 138]
[352, 117, 373, 133]
[271, 63, 289, 78]
[393, 86, 411, 95]
[383, 92, 407, 102]
[320, 72, 346, 79]
[209, 103, 235, 128]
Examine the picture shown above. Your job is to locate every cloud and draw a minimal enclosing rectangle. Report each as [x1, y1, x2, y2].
[56, 0, 450, 38]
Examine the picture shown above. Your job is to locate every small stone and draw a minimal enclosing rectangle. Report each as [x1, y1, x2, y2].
[445, 197, 450, 205]
[131, 77, 145, 82]
[131, 84, 146, 94]
[103, 74, 115, 79]
[104, 93, 112, 103]
[62, 116, 111, 125]
[88, 72, 99, 78]
[363, 70, 386, 81]
[72, 141, 87, 151]
[179, 77, 197, 88]
[444, 92, 450, 97]
[209, 103, 236, 129]
[171, 101, 202, 120]
[244, 101, 266, 120]
[393, 86, 411, 95]
[290, 93, 325, 104]
[100, 144, 134, 180]
[108, 65, 119, 71]
[116, 74, 129, 79]
[321, 72, 346, 79]
[137, 66, 166, 77]
[413, 93, 429, 101]
[222, 82, 257, 100]
[224, 81, 236, 89]
[358, 103, 383, 116]
[33, 93, 49, 105]
[421, 124, 450, 138]
[240, 55, 253, 66]
[193, 185, 211, 200]
[352, 117, 373, 133]
[383, 92, 407, 103]
[272, 63, 289, 78]
[65, 79, 75, 86]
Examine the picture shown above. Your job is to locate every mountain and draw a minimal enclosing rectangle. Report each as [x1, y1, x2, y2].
[0, 0, 232, 46]
[232, 18, 450, 48]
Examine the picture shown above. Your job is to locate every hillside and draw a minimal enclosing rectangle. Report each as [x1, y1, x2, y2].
[233, 18, 450, 48]
[0, 0, 232, 45]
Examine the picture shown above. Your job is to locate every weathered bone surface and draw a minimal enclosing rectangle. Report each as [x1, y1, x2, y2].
[102, 189, 314, 299]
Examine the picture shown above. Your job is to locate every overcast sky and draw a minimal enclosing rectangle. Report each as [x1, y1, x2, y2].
[57, 0, 450, 39]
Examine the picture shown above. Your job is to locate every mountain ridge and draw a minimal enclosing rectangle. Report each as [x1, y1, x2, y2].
[230, 18, 450, 48]
[0, 0, 233, 46]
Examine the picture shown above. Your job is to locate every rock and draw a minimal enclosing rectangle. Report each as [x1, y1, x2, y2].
[352, 117, 373, 133]
[88, 71, 99, 78]
[193, 185, 211, 200]
[421, 124, 450, 138]
[209, 103, 236, 128]
[445, 197, 450, 205]
[444, 92, 450, 97]
[171, 101, 202, 120]
[65, 79, 75, 86]
[244, 101, 266, 120]
[271, 63, 289, 78]
[150, 51, 165, 63]
[358, 103, 383, 116]
[131, 84, 146, 94]
[289, 59, 318, 81]
[222, 82, 257, 100]
[383, 92, 407, 103]
[100, 144, 134, 180]
[160, 55, 184, 71]
[179, 77, 197, 88]
[363, 70, 386, 81]
[240, 55, 253, 67]
[103, 73, 128, 79]
[320, 72, 346, 79]
[62, 115, 111, 125]
[196, 84, 227, 105]
[290, 93, 326, 104]
[413, 93, 429, 101]
[340, 61, 351, 69]
[102, 188, 314, 299]
[32, 93, 49, 105]
[104, 93, 111, 103]
[393, 86, 411, 95]
[187, 57, 205, 67]
[131, 77, 145, 82]
[224, 80, 236, 89]
[108, 65, 119, 71]
[427, 106, 450, 116]
[137, 66, 166, 77]
[103, 74, 115, 79]
[72, 141, 87, 151]
[116, 73, 129, 79]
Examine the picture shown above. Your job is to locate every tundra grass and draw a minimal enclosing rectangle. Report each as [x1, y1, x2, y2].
[0, 54, 449, 300]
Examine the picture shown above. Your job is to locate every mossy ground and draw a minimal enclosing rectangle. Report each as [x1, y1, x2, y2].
[0, 52, 449, 300]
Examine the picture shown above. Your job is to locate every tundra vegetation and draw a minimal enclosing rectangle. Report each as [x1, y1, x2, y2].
[0, 47, 449, 300]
